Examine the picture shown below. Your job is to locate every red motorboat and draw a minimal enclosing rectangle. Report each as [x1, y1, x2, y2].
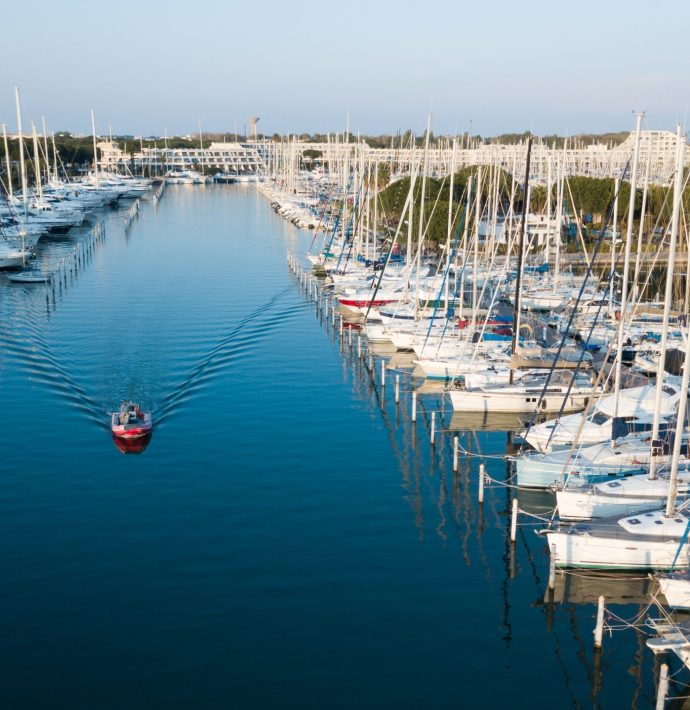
[111, 401, 153, 452]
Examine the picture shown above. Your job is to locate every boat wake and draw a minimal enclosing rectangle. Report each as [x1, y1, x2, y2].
[0, 293, 108, 428]
[155, 285, 298, 426]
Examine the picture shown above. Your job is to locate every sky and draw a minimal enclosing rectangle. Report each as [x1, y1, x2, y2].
[1, 0, 689, 138]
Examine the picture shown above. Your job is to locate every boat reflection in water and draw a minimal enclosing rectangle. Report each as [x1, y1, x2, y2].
[112, 431, 152, 454]
[546, 570, 656, 605]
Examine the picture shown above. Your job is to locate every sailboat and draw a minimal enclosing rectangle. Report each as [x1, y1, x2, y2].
[448, 136, 598, 415]
[544, 125, 690, 571]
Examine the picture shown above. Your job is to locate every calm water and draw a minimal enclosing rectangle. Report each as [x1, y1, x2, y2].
[1, 186, 661, 708]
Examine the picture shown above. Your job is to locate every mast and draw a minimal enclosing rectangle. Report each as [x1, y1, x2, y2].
[545, 155, 552, 265]
[666, 291, 690, 517]
[471, 166, 482, 332]
[459, 175, 473, 319]
[51, 133, 59, 183]
[2, 124, 13, 200]
[405, 140, 416, 296]
[41, 116, 50, 185]
[612, 112, 644, 423]
[91, 110, 99, 188]
[373, 159, 378, 264]
[554, 151, 564, 289]
[509, 134, 533, 384]
[609, 176, 620, 311]
[632, 156, 651, 300]
[650, 126, 685, 480]
[416, 113, 432, 306]
[14, 86, 28, 216]
[31, 122, 43, 201]
[445, 136, 457, 315]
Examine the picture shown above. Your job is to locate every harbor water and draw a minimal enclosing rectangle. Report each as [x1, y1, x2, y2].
[1, 185, 660, 708]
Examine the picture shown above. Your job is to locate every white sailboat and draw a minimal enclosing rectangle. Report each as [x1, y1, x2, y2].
[544, 125, 690, 571]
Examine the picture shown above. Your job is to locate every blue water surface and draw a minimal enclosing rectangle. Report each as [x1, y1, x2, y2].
[0, 185, 659, 708]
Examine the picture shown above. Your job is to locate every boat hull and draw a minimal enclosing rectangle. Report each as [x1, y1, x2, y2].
[449, 390, 590, 414]
[659, 576, 690, 609]
[546, 530, 690, 570]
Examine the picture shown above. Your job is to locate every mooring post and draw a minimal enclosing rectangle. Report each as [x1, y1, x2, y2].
[348, 326, 352, 347]
[381, 359, 386, 388]
[395, 374, 400, 403]
[594, 595, 605, 649]
[453, 435, 458, 471]
[510, 498, 518, 542]
[357, 333, 362, 358]
[656, 664, 669, 710]
[430, 412, 436, 445]
[479, 463, 485, 503]
[411, 391, 417, 422]
[548, 545, 556, 591]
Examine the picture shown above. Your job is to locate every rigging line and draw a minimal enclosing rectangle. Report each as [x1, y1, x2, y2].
[306, 178, 339, 255]
[546, 180, 680, 502]
[362, 156, 421, 322]
[525, 156, 633, 430]
[335, 173, 365, 272]
[421, 203, 467, 350]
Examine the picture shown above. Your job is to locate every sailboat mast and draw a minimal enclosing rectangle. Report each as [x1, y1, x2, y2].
[609, 176, 620, 311]
[416, 113, 432, 306]
[545, 155, 552, 265]
[41, 116, 50, 184]
[14, 86, 28, 215]
[459, 175, 473, 319]
[613, 112, 644, 421]
[445, 136, 457, 314]
[632, 156, 651, 300]
[471, 166, 482, 331]
[650, 126, 685, 480]
[91, 110, 99, 188]
[31, 123, 43, 201]
[554, 152, 564, 288]
[509, 135, 533, 384]
[2, 124, 13, 200]
[373, 159, 378, 263]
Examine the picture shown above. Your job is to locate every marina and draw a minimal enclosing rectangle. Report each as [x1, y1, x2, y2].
[3, 16, 690, 703]
[0, 161, 688, 704]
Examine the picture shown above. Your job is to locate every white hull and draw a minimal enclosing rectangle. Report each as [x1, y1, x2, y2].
[547, 530, 690, 570]
[659, 576, 690, 609]
[449, 389, 590, 414]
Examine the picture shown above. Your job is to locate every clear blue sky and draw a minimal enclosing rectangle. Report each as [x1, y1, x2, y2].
[1, 0, 688, 137]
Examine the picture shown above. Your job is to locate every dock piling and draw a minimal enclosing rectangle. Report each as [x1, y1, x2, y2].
[510, 498, 518, 542]
[478, 463, 485, 503]
[594, 596, 605, 649]
[395, 374, 400, 403]
[411, 391, 417, 422]
[430, 412, 436, 445]
[548, 545, 556, 591]
[656, 664, 668, 710]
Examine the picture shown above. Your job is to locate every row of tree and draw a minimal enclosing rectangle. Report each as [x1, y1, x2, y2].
[372, 167, 690, 246]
